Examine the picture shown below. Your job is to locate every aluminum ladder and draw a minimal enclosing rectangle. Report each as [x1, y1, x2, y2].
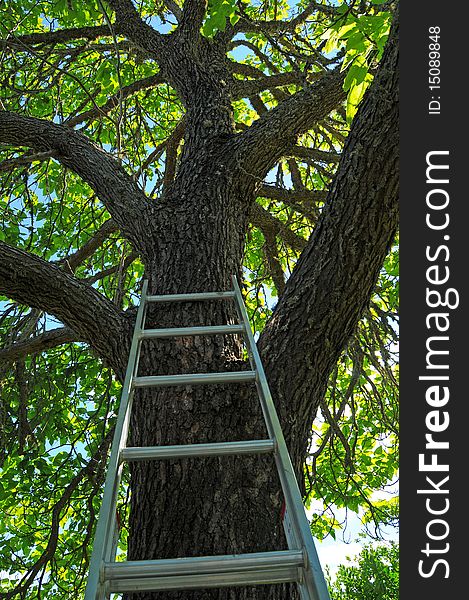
[85, 276, 330, 600]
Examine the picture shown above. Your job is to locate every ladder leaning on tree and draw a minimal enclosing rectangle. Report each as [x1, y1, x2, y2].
[84, 276, 331, 600]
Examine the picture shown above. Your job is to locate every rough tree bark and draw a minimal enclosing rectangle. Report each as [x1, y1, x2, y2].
[0, 3, 399, 599]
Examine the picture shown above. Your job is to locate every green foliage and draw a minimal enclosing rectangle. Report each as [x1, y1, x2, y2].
[327, 542, 399, 600]
[0, 1, 398, 597]
[0, 340, 123, 597]
[322, 3, 392, 122]
[308, 241, 399, 539]
[202, 0, 239, 37]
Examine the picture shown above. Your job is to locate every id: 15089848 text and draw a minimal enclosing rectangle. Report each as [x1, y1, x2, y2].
[428, 26, 441, 115]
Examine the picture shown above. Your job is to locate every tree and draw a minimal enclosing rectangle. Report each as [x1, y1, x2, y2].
[0, 1, 399, 599]
[327, 542, 399, 600]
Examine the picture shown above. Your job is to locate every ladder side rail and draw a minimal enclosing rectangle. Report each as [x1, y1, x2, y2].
[231, 276, 302, 546]
[107, 293, 150, 568]
[232, 276, 331, 600]
[106, 294, 149, 567]
[84, 280, 149, 600]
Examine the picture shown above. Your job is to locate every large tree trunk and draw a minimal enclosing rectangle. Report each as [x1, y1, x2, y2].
[124, 154, 294, 599]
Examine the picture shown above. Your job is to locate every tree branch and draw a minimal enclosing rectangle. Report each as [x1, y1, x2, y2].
[0, 111, 150, 249]
[288, 146, 340, 164]
[0, 25, 116, 50]
[0, 327, 80, 364]
[259, 9, 399, 463]
[263, 231, 286, 296]
[0, 150, 56, 173]
[287, 158, 305, 190]
[234, 1, 338, 35]
[177, 0, 207, 41]
[233, 70, 346, 178]
[163, 132, 181, 190]
[82, 252, 138, 285]
[259, 184, 327, 205]
[163, 0, 182, 21]
[228, 40, 279, 73]
[105, 0, 227, 110]
[250, 203, 306, 252]
[0, 242, 130, 372]
[137, 118, 186, 177]
[248, 95, 268, 116]
[231, 70, 302, 100]
[105, 0, 168, 63]
[290, 1, 338, 24]
[58, 219, 119, 273]
[65, 73, 165, 127]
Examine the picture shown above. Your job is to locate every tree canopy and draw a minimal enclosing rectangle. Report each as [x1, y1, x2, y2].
[327, 541, 399, 600]
[0, 1, 398, 598]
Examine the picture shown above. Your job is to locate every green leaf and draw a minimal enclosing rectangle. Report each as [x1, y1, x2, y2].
[337, 23, 358, 39]
[202, 0, 238, 37]
[343, 60, 368, 91]
[323, 31, 339, 54]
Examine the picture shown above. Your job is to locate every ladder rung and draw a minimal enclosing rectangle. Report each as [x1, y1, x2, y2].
[139, 324, 244, 339]
[108, 567, 301, 592]
[146, 291, 236, 303]
[105, 550, 304, 580]
[120, 439, 276, 462]
[133, 371, 256, 387]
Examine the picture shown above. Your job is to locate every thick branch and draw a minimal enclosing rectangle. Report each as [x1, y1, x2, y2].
[0, 242, 129, 372]
[233, 70, 345, 177]
[104, 0, 204, 106]
[260, 9, 399, 463]
[0, 111, 150, 249]
[178, 0, 207, 41]
[105, 0, 228, 111]
[105, 0, 168, 63]
[248, 95, 268, 116]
